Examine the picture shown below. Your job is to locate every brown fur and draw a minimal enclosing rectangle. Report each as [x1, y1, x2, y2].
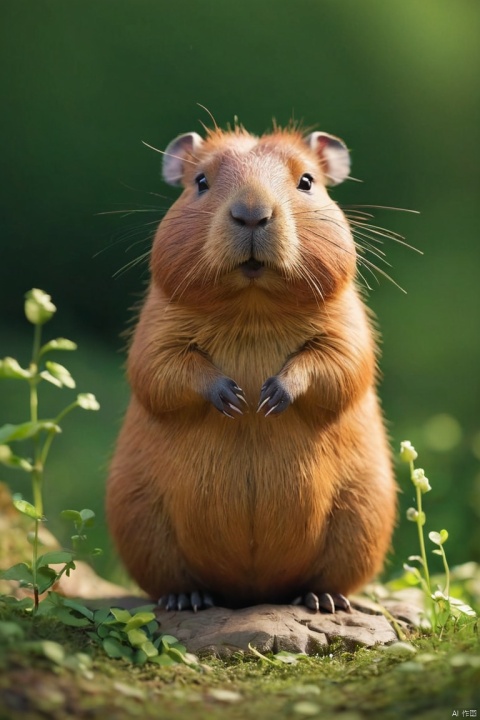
[106, 127, 396, 606]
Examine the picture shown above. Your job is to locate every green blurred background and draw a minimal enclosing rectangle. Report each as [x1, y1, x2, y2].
[1, 0, 479, 586]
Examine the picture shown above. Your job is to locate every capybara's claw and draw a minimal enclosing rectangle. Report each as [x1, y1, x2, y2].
[158, 590, 215, 612]
[257, 376, 292, 416]
[206, 377, 247, 417]
[291, 592, 351, 613]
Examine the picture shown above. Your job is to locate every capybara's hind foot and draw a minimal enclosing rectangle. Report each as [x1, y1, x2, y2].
[292, 591, 351, 613]
[158, 591, 215, 612]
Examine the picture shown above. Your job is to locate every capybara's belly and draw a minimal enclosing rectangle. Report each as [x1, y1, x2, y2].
[144, 405, 342, 601]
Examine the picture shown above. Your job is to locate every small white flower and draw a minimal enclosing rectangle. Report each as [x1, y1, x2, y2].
[411, 468, 431, 494]
[400, 440, 418, 463]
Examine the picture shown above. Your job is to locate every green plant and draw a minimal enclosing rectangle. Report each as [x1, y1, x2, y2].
[0, 289, 190, 669]
[399, 440, 476, 635]
[0, 289, 100, 609]
[0, 592, 196, 668]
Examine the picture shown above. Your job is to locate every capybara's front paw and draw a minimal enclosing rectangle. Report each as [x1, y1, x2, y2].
[292, 592, 351, 613]
[158, 591, 215, 612]
[257, 376, 292, 416]
[205, 377, 247, 418]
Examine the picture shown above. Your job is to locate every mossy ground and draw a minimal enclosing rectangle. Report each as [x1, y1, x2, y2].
[0, 602, 479, 720]
[1, 484, 479, 720]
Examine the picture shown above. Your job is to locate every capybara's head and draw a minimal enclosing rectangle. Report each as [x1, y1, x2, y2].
[150, 126, 356, 307]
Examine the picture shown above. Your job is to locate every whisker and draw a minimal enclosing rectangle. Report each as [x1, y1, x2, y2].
[97, 208, 165, 217]
[341, 204, 420, 214]
[356, 268, 374, 292]
[113, 250, 151, 278]
[142, 140, 197, 166]
[357, 256, 407, 293]
[349, 222, 423, 254]
[348, 220, 405, 241]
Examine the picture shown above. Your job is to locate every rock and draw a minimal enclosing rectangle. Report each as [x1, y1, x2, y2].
[153, 602, 398, 658]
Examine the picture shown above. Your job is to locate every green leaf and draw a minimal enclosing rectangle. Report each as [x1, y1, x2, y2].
[170, 642, 187, 655]
[36, 567, 58, 594]
[80, 508, 95, 525]
[43, 361, 76, 389]
[36, 551, 75, 568]
[0, 357, 31, 380]
[109, 608, 132, 624]
[77, 393, 100, 411]
[145, 619, 159, 634]
[149, 653, 176, 666]
[102, 637, 133, 660]
[0, 445, 33, 471]
[50, 606, 91, 627]
[12, 496, 42, 520]
[160, 634, 179, 648]
[166, 646, 188, 662]
[134, 649, 149, 665]
[127, 628, 148, 647]
[60, 509, 83, 524]
[94, 607, 111, 625]
[61, 599, 94, 620]
[0, 421, 61, 444]
[39, 338, 77, 356]
[140, 640, 159, 658]
[274, 651, 304, 664]
[124, 612, 156, 631]
[0, 562, 34, 585]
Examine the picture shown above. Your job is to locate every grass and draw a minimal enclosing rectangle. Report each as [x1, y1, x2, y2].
[0, 606, 479, 720]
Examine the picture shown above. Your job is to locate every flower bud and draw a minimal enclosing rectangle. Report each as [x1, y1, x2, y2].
[400, 440, 418, 463]
[411, 468, 431, 493]
[406, 507, 418, 522]
[77, 393, 100, 411]
[24, 289, 56, 325]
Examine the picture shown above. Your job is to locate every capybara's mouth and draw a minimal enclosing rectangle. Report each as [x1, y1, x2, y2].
[239, 258, 265, 279]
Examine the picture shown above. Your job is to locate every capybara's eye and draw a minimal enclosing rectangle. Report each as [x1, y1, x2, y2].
[195, 173, 209, 194]
[297, 173, 314, 192]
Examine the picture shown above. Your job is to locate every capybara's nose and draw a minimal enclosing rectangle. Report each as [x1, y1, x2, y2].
[230, 200, 272, 228]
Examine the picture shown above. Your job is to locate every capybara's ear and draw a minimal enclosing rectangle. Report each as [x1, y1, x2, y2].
[305, 132, 350, 186]
[162, 132, 204, 186]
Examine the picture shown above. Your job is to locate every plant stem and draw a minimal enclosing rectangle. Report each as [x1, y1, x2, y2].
[29, 323, 43, 611]
[410, 459, 437, 629]
[30, 324, 41, 423]
[415, 483, 431, 594]
[439, 545, 450, 598]
[54, 400, 79, 427]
